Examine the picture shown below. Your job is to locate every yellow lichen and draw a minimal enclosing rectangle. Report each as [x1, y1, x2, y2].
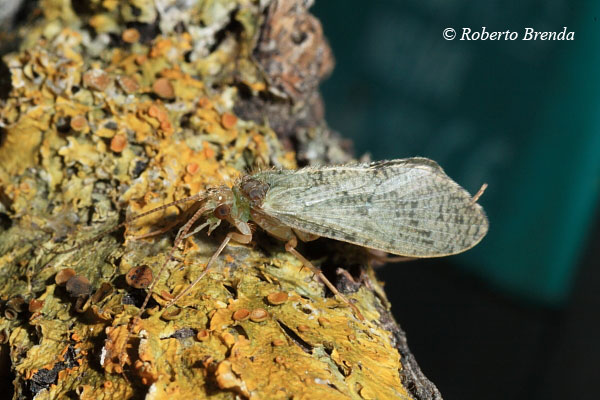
[0, 1, 418, 399]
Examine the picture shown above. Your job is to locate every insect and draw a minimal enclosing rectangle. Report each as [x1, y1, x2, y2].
[59, 157, 488, 369]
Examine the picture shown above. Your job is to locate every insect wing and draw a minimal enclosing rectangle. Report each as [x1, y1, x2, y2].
[254, 158, 488, 257]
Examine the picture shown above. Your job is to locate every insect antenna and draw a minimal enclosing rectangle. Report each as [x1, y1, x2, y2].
[50, 193, 205, 255]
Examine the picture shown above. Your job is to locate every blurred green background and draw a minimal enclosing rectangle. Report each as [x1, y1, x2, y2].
[313, 2, 600, 399]
[313, 0, 600, 307]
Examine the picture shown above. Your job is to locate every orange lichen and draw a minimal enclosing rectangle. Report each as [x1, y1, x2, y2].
[233, 309, 250, 321]
[28, 299, 44, 313]
[197, 97, 212, 109]
[266, 291, 289, 305]
[121, 28, 140, 44]
[102, 325, 133, 374]
[116, 75, 140, 93]
[82, 68, 111, 91]
[69, 115, 88, 132]
[110, 134, 127, 152]
[221, 112, 238, 129]
[0, 1, 416, 399]
[196, 329, 210, 341]
[249, 308, 269, 322]
[185, 162, 199, 175]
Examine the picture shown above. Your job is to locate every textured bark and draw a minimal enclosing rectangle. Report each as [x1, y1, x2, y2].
[0, 1, 441, 399]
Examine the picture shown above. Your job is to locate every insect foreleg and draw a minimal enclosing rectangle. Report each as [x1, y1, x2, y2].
[118, 201, 211, 368]
[284, 237, 365, 321]
[164, 224, 252, 308]
[180, 221, 211, 240]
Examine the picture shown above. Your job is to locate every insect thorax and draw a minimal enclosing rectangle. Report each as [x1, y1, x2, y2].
[238, 176, 269, 207]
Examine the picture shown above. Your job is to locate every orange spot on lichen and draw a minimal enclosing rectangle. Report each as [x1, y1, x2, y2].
[148, 104, 163, 119]
[232, 309, 250, 321]
[121, 28, 140, 44]
[117, 75, 139, 93]
[196, 329, 210, 341]
[28, 299, 44, 313]
[249, 308, 268, 322]
[160, 120, 172, 131]
[134, 54, 147, 65]
[186, 162, 199, 175]
[221, 112, 237, 129]
[152, 77, 175, 99]
[70, 115, 88, 132]
[203, 146, 215, 159]
[110, 134, 127, 152]
[197, 97, 212, 109]
[150, 38, 176, 58]
[266, 292, 288, 305]
[82, 69, 111, 91]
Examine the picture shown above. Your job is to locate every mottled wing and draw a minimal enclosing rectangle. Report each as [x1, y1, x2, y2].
[253, 158, 488, 257]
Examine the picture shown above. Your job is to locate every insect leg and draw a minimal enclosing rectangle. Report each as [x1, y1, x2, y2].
[368, 249, 416, 266]
[118, 201, 211, 367]
[285, 237, 365, 321]
[165, 226, 252, 308]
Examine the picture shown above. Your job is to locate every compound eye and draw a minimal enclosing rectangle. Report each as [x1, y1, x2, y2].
[214, 204, 230, 220]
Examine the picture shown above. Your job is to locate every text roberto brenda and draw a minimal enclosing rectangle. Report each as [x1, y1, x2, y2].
[460, 27, 574, 41]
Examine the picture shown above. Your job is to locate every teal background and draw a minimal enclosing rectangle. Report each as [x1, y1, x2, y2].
[313, 0, 600, 306]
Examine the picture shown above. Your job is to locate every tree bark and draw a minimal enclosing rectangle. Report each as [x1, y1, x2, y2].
[0, 1, 442, 399]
